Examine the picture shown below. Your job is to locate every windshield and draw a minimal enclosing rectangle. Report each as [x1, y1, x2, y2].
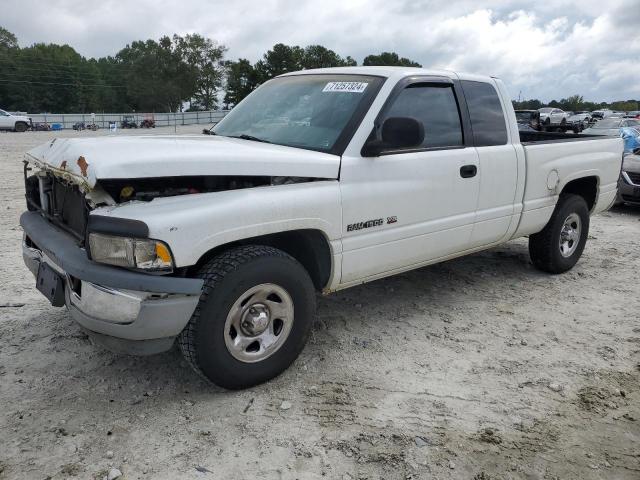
[593, 119, 622, 129]
[213, 74, 382, 153]
[539, 108, 553, 113]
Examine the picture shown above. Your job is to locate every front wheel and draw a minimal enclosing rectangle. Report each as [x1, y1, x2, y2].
[14, 122, 28, 132]
[178, 245, 316, 389]
[529, 194, 590, 273]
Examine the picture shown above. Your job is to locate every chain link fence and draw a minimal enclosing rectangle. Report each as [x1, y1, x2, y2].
[27, 110, 230, 130]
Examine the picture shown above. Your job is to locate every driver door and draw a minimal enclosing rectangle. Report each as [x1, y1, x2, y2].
[339, 77, 480, 284]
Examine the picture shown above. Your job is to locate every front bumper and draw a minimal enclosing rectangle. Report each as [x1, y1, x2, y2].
[21, 211, 204, 355]
[618, 172, 640, 205]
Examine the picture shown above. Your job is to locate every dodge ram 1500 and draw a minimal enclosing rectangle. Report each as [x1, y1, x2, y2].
[20, 67, 623, 389]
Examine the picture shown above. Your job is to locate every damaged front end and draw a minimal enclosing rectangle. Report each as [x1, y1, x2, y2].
[24, 152, 326, 246]
[24, 160, 91, 243]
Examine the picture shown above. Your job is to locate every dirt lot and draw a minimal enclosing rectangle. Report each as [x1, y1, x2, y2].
[0, 126, 639, 480]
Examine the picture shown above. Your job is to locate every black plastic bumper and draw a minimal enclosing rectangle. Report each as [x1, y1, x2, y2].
[20, 211, 203, 295]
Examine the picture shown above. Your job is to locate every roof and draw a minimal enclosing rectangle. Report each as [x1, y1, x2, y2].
[278, 66, 497, 84]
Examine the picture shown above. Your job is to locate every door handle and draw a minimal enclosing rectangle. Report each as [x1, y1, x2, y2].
[460, 165, 477, 178]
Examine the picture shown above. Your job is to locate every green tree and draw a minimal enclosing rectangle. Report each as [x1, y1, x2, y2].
[224, 58, 259, 107]
[115, 36, 187, 112]
[611, 100, 639, 111]
[362, 52, 421, 67]
[0, 26, 18, 50]
[174, 34, 227, 110]
[512, 99, 543, 110]
[301, 45, 355, 69]
[254, 43, 305, 82]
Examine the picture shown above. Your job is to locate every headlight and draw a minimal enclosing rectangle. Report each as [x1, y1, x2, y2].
[88, 233, 174, 272]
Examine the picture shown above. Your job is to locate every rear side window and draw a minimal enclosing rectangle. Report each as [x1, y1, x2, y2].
[461, 80, 508, 146]
[384, 84, 463, 149]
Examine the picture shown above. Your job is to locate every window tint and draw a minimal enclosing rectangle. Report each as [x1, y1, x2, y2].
[461, 80, 508, 146]
[383, 84, 463, 149]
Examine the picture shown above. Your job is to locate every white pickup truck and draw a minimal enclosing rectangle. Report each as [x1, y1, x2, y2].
[0, 108, 32, 132]
[20, 67, 623, 389]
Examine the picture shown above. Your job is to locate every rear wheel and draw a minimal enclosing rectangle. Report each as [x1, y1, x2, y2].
[529, 194, 590, 273]
[178, 245, 316, 389]
[14, 122, 28, 132]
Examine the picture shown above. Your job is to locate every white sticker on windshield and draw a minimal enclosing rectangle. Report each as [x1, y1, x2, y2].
[322, 82, 368, 93]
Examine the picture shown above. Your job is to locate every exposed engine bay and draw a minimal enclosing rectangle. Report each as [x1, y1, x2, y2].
[24, 161, 328, 242]
[98, 175, 320, 204]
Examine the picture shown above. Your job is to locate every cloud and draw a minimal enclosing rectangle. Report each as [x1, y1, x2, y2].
[2, 0, 638, 101]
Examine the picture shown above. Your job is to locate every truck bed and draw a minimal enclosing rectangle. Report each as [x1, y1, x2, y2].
[519, 130, 611, 144]
[514, 133, 623, 238]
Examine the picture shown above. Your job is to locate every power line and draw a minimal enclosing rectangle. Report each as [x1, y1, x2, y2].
[0, 69, 127, 82]
[6, 58, 136, 70]
[0, 79, 127, 88]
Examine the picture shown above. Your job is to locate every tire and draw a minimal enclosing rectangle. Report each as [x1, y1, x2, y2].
[529, 194, 590, 274]
[178, 245, 316, 389]
[14, 122, 28, 132]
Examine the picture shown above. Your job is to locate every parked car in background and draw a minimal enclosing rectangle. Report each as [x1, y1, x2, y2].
[567, 111, 591, 131]
[121, 115, 138, 129]
[0, 108, 32, 132]
[591, 109, 613, 120]
[582, 117, 640, 136]
[140, 116, 156, 128]
[515, 109, 541, 130]
[617, 147, 640, 206]
[624, 111, 640, 119]
[538, 107, 569, 128]
[33, 122, 51, 131]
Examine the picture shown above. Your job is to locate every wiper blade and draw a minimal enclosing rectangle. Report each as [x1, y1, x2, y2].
[230, 134, 271, 143]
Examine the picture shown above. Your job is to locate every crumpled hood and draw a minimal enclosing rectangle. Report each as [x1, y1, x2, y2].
[26, 135, 340, 188]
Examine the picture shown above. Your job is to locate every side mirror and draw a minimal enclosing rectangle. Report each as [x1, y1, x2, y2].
[362, 117, 424, 156]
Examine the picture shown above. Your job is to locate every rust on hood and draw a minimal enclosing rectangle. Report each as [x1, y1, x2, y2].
[77, 156, 89, 177]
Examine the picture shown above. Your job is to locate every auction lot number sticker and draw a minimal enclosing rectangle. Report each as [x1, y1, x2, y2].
[322, 82, 368, 93]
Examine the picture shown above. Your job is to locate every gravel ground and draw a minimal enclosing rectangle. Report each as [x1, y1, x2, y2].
[1, 126, 639, 480]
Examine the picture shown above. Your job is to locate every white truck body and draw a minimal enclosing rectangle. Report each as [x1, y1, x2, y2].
[20, 67, 623, 384]
[0, 108, 31, 131]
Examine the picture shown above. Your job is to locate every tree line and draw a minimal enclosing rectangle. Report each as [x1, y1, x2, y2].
[1, 26, 637, 114]
[0, 26, 421, 113]
[513, 95, 638, 113]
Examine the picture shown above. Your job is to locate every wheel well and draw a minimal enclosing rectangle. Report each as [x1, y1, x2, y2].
[561, 176, 598, 211]
[188, 229, 332, 291]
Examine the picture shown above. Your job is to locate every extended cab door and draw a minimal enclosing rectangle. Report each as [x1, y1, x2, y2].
[459, 79, 519, 247]
[339, 77, 480, 284]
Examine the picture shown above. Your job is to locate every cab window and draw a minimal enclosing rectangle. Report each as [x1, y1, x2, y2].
[460, 80, 508, 146]
[382, 84, 463, 149]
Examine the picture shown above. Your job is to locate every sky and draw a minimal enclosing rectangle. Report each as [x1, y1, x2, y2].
[2, 0, 639, 102]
